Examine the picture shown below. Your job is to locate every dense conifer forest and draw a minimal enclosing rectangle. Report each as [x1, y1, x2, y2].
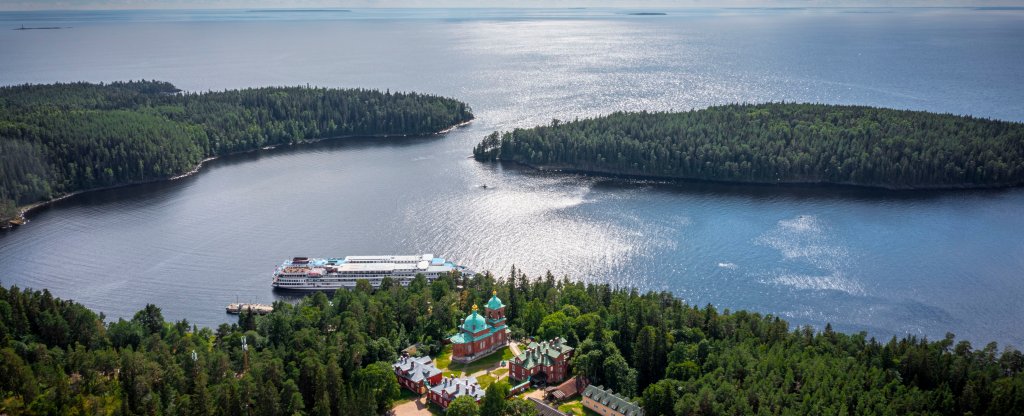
[1, 268, 1021, 415]
[0, 81, 474, 221]
[473, 104, 1024, 189]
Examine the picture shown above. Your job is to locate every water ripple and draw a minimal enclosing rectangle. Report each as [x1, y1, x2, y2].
[755, 215, 865, 296]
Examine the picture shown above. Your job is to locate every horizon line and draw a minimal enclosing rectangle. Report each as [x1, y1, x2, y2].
[3, 5, 1023, 12]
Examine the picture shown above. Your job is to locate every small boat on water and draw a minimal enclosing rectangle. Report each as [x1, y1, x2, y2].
[226, 303, 273, 315]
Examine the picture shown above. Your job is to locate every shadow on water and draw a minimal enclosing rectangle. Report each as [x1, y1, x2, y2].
[211, 133, 448, 167]
[490, 161, 1021, 203]
[15, 134, 449, 225]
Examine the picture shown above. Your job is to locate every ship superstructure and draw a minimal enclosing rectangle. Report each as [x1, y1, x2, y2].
[272, 254, 470, 290]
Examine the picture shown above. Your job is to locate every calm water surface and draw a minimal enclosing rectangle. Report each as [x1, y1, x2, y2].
[1, 8, 1023, 347]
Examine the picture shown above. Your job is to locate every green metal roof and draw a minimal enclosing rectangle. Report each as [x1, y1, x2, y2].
[486, 291, 505, 310]
[512, 338, 573, 370]
[462, 308, 487, 332]
[449, 332, 473, 344]
[449, 325, 509, 344]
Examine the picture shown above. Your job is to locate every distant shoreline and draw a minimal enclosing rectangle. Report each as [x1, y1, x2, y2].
[13, 26, 68, 30]
[245, 9, 351, 13]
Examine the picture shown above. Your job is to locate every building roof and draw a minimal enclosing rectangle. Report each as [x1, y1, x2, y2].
[486, 291, 505, 310]
[344, 254, 432, 262]
[513, 337, 574, 370]
[392, 355, 441, 384]
[449, 323, 508, 344]
[582, 385, 643, 416]
[461, 305, 487, 332]
[545, 376, 583, 401]
[528, 397, 568, 416]
[428, 376, 485, 401]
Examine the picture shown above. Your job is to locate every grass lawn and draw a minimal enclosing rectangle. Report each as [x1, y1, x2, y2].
[476, 374, 496, 388]
[442, 371, 462, 378]
[558, 400, 599, 416]
[557, 401, 582, 414]
[448, 347, 515, 375]
[492, 367, 509, 377]
[435, 345, 453, 370]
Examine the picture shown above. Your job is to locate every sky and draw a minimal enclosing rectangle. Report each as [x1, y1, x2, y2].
[1, 0, 1022, 11]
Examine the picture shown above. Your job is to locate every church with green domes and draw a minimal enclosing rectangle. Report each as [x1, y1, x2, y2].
[449, 291, 510, 363]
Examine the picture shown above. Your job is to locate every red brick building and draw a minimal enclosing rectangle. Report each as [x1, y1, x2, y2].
[449, 292, 509, 363]
[427, 376, 485, 409]
[392, 355, 442, 394]
[509, 337, 574, 385]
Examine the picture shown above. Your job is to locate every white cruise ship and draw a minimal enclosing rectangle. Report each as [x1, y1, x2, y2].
[272, 254, 472, 291]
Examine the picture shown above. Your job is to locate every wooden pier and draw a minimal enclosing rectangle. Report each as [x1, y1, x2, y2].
[225, 303, 273, 315]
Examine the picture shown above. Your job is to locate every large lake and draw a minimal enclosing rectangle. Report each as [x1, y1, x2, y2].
[1, 8, 1022, 347]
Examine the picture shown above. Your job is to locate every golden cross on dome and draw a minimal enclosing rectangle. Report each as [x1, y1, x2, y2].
[472, 304, 478, 311]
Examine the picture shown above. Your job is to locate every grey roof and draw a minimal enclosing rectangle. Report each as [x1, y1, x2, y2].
[428, 376, 485, 400]
[393, 356, 441, 383]
[582, 385, 643, 416]
[528, 397, 568, 416]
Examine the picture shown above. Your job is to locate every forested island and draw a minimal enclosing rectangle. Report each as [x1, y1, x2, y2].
[0, 81, 474, 224]
[473, 103, 1024, 190]
[1, 269, 1022, 415]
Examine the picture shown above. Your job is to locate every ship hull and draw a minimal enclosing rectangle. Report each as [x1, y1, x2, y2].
[272, 285, 348, 292]
[271, 254, 470, 291]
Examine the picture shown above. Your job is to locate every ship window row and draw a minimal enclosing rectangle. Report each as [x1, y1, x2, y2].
[281, 277, 430, 283]
[277, 278, 431, 288]
[279, 275, 439, 284]
[283, 272, 439, 278]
